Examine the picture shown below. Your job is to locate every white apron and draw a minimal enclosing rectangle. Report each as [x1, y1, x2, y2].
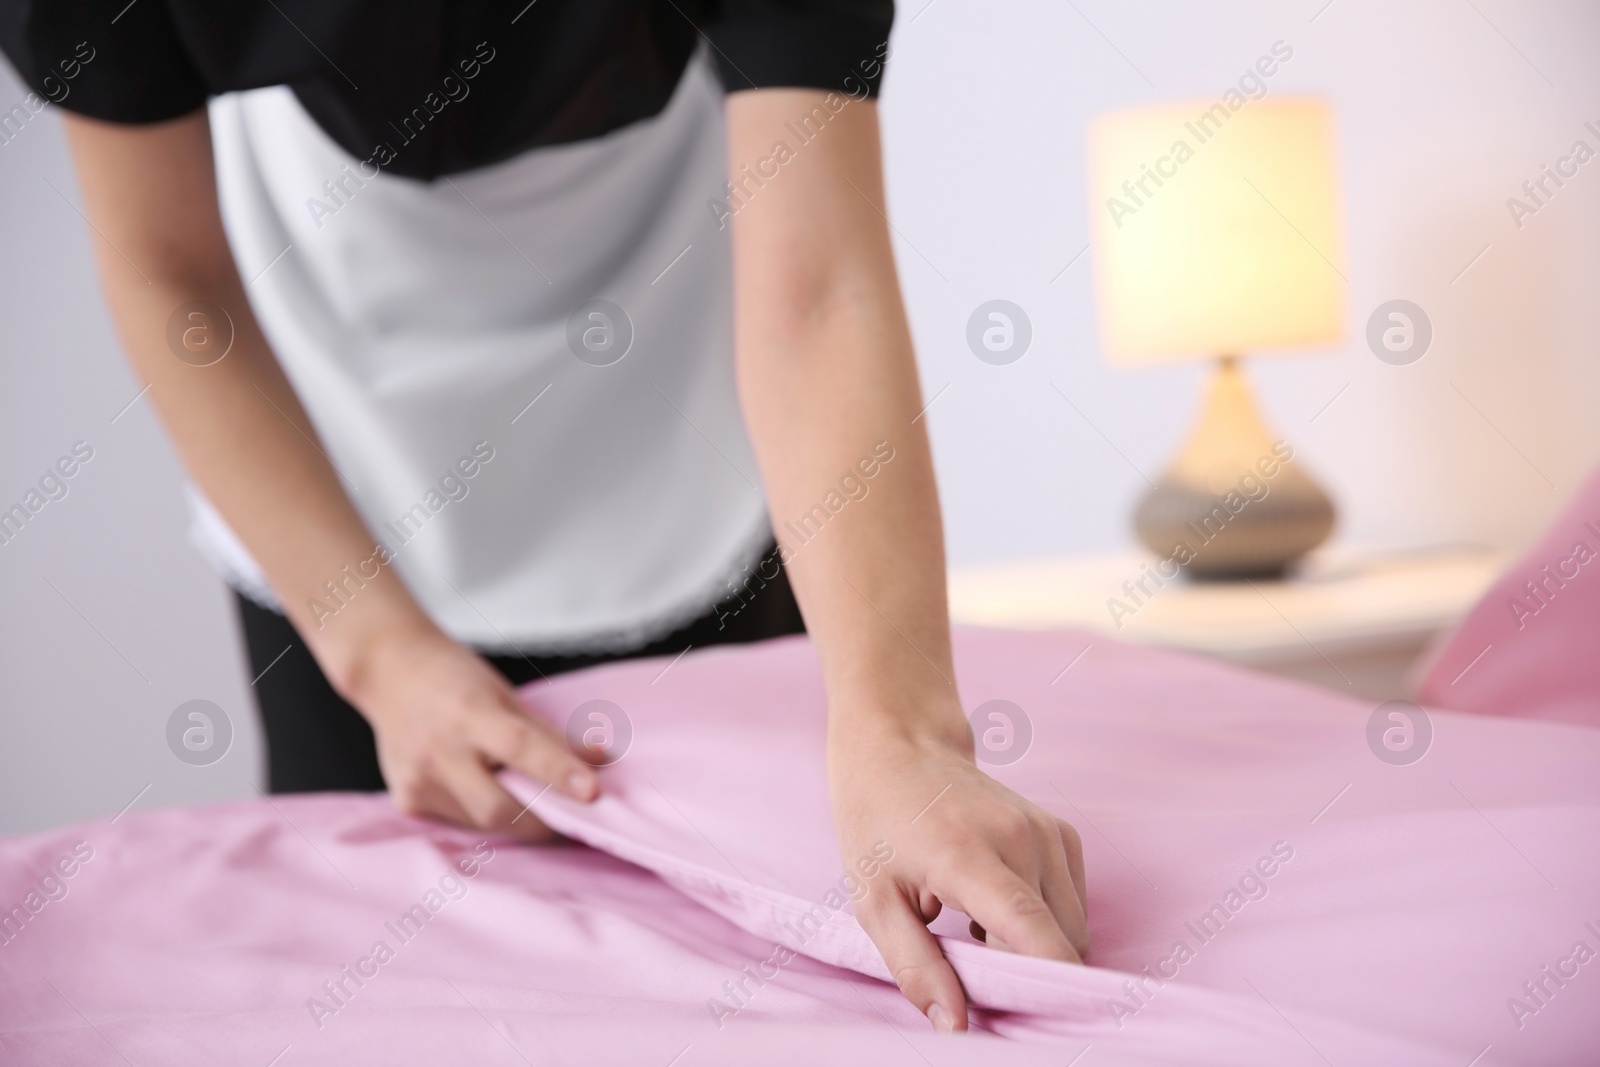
[198, 53, 770, 653]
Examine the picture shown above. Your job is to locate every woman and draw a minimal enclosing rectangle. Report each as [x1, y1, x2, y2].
[3, 0, 1088, 1031]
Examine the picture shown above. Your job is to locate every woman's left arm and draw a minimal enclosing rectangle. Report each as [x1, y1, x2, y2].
[725, 89, 1090, 1034]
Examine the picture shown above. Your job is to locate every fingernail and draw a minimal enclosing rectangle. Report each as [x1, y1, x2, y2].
[567, 771, 597, 801]
[927, 1002, 954, 1035]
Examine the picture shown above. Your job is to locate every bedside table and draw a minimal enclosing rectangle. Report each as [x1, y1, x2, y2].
[948, 547, 1506, 702]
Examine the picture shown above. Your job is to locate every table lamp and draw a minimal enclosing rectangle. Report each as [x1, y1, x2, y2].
[1088, 97, 1344, 579]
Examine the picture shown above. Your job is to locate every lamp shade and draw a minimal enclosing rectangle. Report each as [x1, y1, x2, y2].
[1088, 97, 1345, 364]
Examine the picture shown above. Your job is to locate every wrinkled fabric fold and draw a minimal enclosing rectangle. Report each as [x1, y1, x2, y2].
[499, 627, 1600, 1064]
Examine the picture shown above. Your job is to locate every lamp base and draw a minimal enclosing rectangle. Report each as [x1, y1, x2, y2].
[1133, 357, 1335, 580]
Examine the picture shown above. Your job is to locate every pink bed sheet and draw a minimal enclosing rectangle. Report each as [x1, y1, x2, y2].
[3, 627, 1598, 1065]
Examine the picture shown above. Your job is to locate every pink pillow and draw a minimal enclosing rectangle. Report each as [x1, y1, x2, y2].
[1416, 465, 1600, 726]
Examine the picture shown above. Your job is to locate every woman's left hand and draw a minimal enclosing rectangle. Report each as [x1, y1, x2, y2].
[829, 705, 1089, 1035]
[723, 86, 1089, 1034]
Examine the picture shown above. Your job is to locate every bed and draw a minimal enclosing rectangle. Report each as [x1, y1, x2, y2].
[5, 475, 1599, 1066]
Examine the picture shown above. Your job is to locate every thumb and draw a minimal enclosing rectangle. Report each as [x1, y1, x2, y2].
[858, 888, 968, 1034]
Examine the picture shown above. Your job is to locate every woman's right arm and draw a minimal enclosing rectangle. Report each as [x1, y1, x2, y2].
[62, 109, 597, 832]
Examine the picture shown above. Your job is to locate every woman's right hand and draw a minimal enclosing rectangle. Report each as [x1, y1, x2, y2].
[339, 625, 600, 841]
[58, 110, 596, 843]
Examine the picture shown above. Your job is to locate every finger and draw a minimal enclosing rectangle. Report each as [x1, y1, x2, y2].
[1038, 826, 1090, 958]
[475, 699, 599, 802]
[435, 755, 557, 842]
[942, 865, 1080, 964]
[1058, 821, 1088, 920]
[968, 921, 1022, 954]
[858, 890, 968, 1034]
[915, 887, 943, 925]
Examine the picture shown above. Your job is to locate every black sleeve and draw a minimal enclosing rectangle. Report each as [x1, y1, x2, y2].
[0, 0, 208, 123]
[702, 0, 893, 98]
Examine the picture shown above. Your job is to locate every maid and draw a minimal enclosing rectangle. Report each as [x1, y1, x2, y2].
[2, 0, 1088, 1031]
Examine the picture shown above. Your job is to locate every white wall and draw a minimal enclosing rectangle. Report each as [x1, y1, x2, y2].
[884, 0, 1600, 565]
[0, 88, 261, 831]
[3, 0, 1597, 833]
